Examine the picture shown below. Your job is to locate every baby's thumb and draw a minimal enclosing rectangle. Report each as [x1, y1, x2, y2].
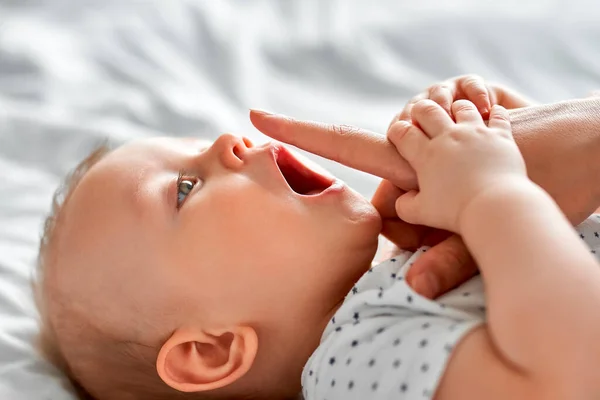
[394, 190, 421, 225]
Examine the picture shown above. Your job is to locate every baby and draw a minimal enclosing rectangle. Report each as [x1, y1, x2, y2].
[34, 76, 600, 400]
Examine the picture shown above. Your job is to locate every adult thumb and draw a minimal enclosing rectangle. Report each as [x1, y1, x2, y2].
[406, 235, 478, 299]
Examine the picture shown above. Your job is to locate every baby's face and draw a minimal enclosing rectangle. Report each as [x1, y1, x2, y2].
[54, 134, 381, 392]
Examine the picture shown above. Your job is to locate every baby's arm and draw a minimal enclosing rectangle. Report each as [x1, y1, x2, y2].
[389, 100, 600, 399]
[437, 184, 600, 399]
[461, 182, 600, 377]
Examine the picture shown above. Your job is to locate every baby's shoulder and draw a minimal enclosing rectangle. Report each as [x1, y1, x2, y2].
[302, 296, 482, 399]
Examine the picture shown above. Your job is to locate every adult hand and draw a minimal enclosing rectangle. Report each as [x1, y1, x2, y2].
[372, 76, 535, 296]
[250, 97, 600, 298]
[509, 97, 600, 225]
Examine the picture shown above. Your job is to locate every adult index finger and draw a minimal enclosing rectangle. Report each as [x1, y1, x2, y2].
[250, 110, 417, 189]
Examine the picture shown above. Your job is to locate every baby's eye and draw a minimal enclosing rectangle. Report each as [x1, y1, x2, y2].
[176, 173, 201, 208]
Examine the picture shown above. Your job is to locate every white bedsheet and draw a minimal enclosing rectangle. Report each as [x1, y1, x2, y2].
[1, 0, 600, 398]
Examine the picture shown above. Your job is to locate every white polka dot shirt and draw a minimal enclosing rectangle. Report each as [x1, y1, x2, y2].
[301, 214, 600, 400]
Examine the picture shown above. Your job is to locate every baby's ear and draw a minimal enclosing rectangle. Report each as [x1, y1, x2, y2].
[156, 326, 258, 393]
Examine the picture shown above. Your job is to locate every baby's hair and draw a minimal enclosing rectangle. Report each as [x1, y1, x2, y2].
[31, 142, 262, 400]
[33, 142, 112, 399]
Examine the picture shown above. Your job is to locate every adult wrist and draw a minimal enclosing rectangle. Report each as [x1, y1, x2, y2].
[507, 98, 600, 224]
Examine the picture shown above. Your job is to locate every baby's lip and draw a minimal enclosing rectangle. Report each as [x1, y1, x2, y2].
[269, 143, 336, 196]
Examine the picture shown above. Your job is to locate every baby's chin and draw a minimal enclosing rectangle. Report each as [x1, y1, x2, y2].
[344, 186, 382, 228]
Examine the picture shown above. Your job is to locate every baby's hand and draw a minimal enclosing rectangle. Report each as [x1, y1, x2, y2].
[389, 99, 528, 233]
[390, 74, 534, 127]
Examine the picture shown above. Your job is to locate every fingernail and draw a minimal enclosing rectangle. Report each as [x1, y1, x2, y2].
[410, 273, 438, 299]
[249, 109, 286, 132]
[250, 108, 274, 116]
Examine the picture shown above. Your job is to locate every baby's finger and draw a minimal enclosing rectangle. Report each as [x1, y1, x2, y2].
[395, 93, 428, 125]
[388, 120, 429, 167]
[411, 100, 454, 137]
[458, 75, 491, 116]
[394, 190, 422, 226]
[487, 105, 511, 131]
[485, 83, 499, 107]
[451, 100, 484, 125]
[428, 82, 455, 115]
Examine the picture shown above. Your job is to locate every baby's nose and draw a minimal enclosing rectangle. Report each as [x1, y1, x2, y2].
[214, 133, 252, 169]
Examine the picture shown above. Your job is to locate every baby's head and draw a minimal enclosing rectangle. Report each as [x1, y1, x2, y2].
[34, 134, 381, 399]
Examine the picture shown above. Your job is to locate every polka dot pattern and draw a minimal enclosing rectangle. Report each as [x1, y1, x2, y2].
[300, 216, 600, 399]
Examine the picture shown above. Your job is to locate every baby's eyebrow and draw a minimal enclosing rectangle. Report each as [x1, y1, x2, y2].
[162, 173, 176, 217]
[128, 168, 173, 223]
[129, 167, 150, 218]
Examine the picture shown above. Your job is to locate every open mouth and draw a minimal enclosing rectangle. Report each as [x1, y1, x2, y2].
[274, 146, 334, 196]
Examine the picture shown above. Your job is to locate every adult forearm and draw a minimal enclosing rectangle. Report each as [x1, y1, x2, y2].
[460, 181, 600, 381]
[508, 98, 600, 224]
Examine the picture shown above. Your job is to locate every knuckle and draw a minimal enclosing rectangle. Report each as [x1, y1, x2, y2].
[452, 99, 475, 113]
[443, 237, 470, 264]
[428, 86, 452, 103]
[428, 84, 449, 95]
[442, 247, 465, 272]
[330, 123, 359, 137]
[475, 90, 489, 99]
[426, 85, 435, 95]
[388, 121, 411, 141]
[475, 92, 490, 103]
[328, 123, 344, 137]
[414, 99, 439, 116]
[490, 112, 507, 121]
[462, 74, 483, 85]
[407, 94, 424, 106]
[463, 77, 486, 94]
[448, 129, 464, 141]
[474, 126, 488, 135]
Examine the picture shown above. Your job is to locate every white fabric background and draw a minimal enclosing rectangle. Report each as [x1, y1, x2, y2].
[1, 0, 600, 398]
